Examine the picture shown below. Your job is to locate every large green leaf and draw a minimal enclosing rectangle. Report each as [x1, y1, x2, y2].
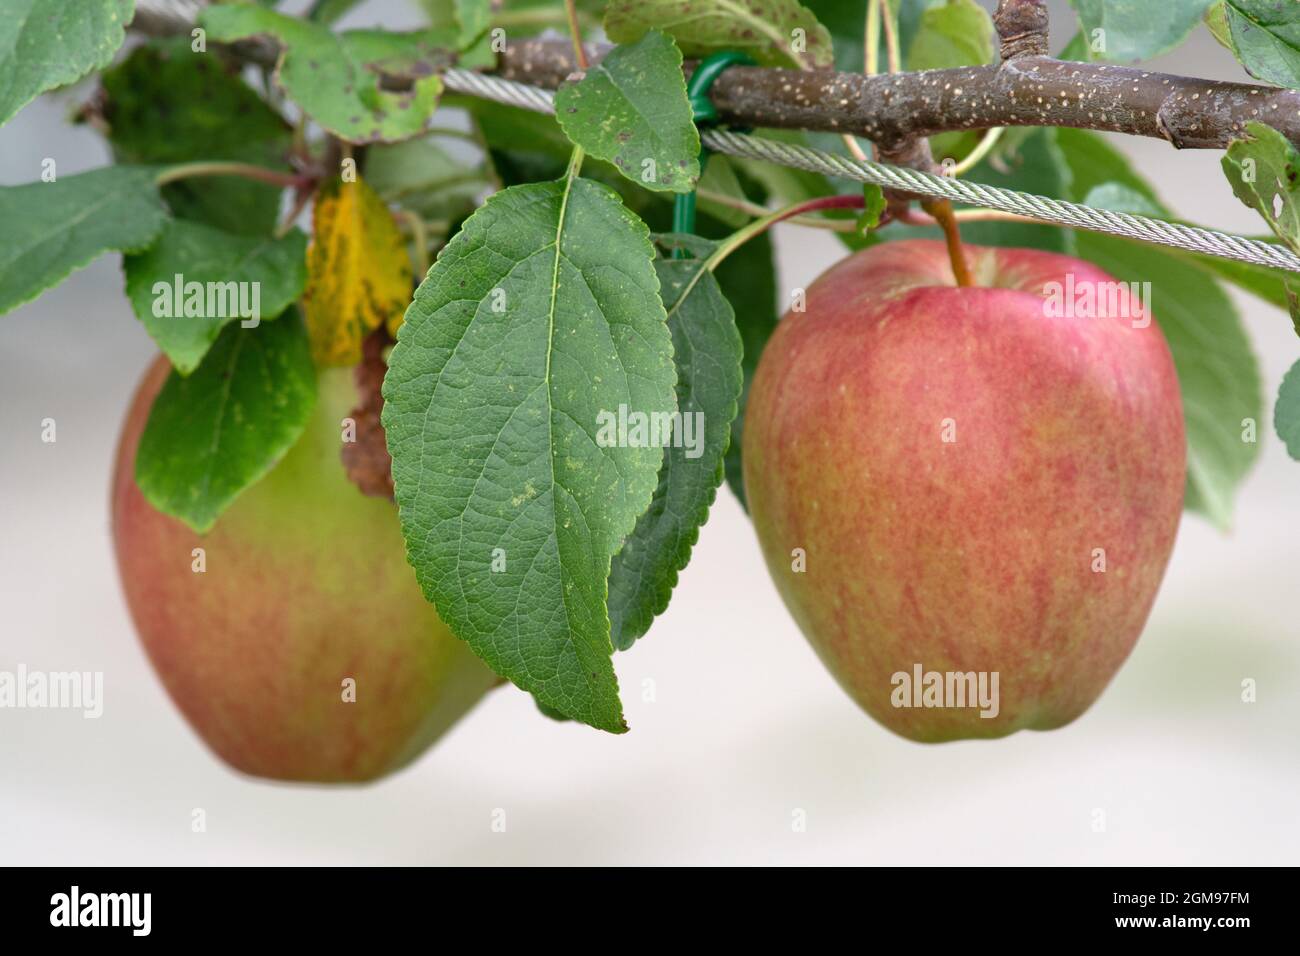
[123, 220, 309, 374]
[135, 309, 317, 534]
[604, 0, 834, 68]
[0, 0, 133, 128]
[1220, 0, 1300, 88]
[608, 252, 743, 649]
[200, 5, 456, 144]
[555, 30, 700, 194]
[1056, 126, 1296, 315]
[1074, 234, 1263, 530]
[101, 38, 292, 237]
[0, 166, 168, 316]
[1067, 0, 1216, 62]
[382, 174, 677, 733]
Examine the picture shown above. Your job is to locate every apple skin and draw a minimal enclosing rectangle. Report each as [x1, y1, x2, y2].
[111, 356, 498, 782]
[743, 240, 1186, 742]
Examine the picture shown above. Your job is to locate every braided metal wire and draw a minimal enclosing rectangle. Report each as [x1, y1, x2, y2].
[442, 68, 1300, 274]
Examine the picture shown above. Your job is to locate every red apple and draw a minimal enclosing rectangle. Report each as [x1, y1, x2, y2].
[743, 240, 1186, 742]
[111, 357, 497, 782]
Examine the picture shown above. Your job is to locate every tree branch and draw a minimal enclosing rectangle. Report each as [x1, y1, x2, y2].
[499, 39, 1300, 152]
[129, 0, 1300, 152]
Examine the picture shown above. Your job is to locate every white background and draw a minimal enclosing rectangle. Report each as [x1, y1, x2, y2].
[1, 1, 1297, 865]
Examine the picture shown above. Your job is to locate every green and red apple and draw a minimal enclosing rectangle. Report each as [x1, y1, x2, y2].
[111, 357, 497, 782]
[744, 239, 1186, 742]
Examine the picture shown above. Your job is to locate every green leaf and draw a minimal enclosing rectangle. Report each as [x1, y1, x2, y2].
[123, 220, 309, 375]
[1223, 121, 1300, 254]
[1053, 128, 1169, 213]
[1276, 358, 1300, 458]
[199, 4, 455, 144]
[1073, 234, 1263, 530]
[555, 30, 700, 194]
[1206, 1, 1234, 50]
[364, 135, 492, 221]
[1220, 0, 1300, 88]
[0, 0, 133, 128]
[135, 309, 317, 534]
[0, 166, 168, 316]
[1067, 0, 1216, 62]
[604, 0, 834, 69]
[907, 0, 995, 72]
[100, 38, 292, 237]
[608, 252, 743, 649]
[420, 0, 491, 47]
[715, 230, 778, 509]
[382, 175, 677, 733]
[858, 184, 888, 231]
[1287, 281, 1300, 335]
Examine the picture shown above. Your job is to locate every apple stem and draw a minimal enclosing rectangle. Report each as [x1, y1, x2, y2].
[922, 198, 975, 287]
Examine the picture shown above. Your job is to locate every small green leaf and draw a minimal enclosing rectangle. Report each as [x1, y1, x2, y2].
[0, 166, 168, 316]
[382, 174, 677, 733]
[1287, 281, 1300, 335]
[135, 309, 317, 534]
[1223, 121, 1300, 254]
[1074, 234, 1263, 530]
[124, 220, 308, 374]
[420, 0, 491, 47]
[907, 0, 995, 71]
[1220, 0, 1300, 88]
[604, 0, 834, 69]
[1206, 1, 1234, 50]
[200, 4, 455, 144]
[555, 30, 700, 194]
[1276, 358, 1300, 458]
[0, 0, 133, 128]
[858, 184, 888, 232]
[608, 252, 743, 649]
[1067, 0, 1216, 62]
[101, 38, 292, 237]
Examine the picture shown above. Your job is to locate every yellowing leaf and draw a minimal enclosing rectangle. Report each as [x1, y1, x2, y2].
[303, 176, 413, 366]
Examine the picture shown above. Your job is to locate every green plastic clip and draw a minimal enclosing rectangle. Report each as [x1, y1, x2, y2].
[671, 50, 757, 258]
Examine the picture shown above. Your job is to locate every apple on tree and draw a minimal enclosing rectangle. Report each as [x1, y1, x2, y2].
[744, 240, 1186, 741]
